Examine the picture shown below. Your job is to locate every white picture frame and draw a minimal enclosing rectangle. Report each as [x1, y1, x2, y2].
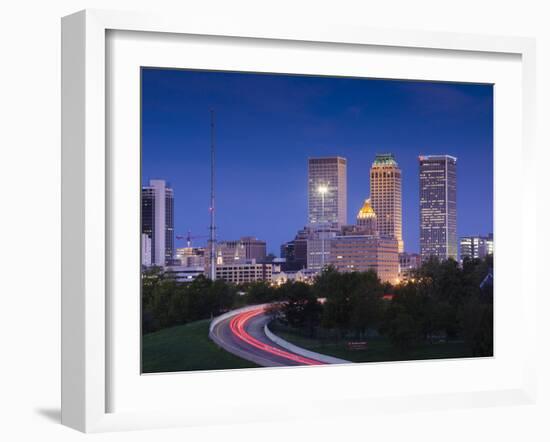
[61, 9, 537, 433]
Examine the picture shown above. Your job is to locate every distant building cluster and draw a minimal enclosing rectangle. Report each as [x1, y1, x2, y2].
[141, 151, 492, 286]
[460, 234, 494, 263]
[280, 155, 402, 283]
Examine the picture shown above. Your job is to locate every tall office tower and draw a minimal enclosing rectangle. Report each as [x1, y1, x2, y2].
[419, 155, 458, 261]
[370, 153, 404, 252]
[308, 157, 347, 227]
[141, 179, 174, 267]
[356, 198, 378, 236]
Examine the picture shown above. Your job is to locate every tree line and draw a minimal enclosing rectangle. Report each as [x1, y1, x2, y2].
[142, 269, 282, 333]
[142, 256, 493, 356]
[272, 256, 493, 357]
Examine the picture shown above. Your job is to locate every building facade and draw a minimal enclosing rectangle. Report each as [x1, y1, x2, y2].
[141, 179, 174, 267]
[141, 233, 152, 267]
[175, 246, 206, 268]
[272, 268, 319, 286]
[307, 157, 347, 227]
[164, 266, 205, 283]
[419, 155, 458, 262]
[460, 234, 493, 262]
[398, 252, 421, 280]
[215, 261, 272, 284]
[215, 240, 246, 265]
[215, 237, 267, 266]
[239, 236, 267, 262]
[280, 227, 309, 271]
[329, 235, 399, 283]
[306, 225, 340, 271]
[355, 198, 378, 236]
[370, 154, 404, 252]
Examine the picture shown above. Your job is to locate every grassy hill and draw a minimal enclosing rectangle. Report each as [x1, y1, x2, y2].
[270, 322, 472, 364]
[142, 319, 258, 373]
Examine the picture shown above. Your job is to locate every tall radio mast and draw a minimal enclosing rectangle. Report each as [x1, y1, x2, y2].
[209, 110, 217, 281]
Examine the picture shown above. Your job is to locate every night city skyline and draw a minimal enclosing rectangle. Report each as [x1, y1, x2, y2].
[141, 68, 493, 255]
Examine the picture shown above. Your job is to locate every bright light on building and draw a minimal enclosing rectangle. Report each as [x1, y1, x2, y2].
[317, 184, 328, 195]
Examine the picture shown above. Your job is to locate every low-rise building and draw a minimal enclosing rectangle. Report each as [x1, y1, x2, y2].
[460, 234, 494, 263]
[175, 246, 206, 267]
[215, 236, 267, 265]
[164, 266, 205, 283]
[216, 260, 272, 284]
[329, 235, 399, 283]
[271, 268, 319, 286]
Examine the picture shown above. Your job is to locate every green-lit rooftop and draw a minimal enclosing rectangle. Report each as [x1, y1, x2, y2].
[373, 153, 398, 166]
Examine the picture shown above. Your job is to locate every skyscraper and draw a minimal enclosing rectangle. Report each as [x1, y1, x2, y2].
[356, 198, 378, 236]
[370, 153, 404, 252]
[419, 155, 457, 261]
[308, 157, 347, 227]
[141, 179, 174, 267]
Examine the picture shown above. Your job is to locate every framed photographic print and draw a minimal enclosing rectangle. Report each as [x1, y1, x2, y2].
[139, 68, 493, 374]
[61, 9, 537, 432]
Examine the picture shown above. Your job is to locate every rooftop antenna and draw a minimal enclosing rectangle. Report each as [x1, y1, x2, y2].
[209, 110, 217, 280]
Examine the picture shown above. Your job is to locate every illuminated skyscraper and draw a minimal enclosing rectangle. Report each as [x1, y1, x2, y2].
[141, 179, 174, 267]
[308, 157, 347, 227]
[419, 155, 457, 261]
[370, 153, 404, 252]
[356, 198, 378, 236]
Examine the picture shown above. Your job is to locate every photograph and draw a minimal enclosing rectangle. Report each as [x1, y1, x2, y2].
[140, 68, 494, 373]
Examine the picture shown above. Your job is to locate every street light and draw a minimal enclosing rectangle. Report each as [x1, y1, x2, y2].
[318, 184, 329, 270]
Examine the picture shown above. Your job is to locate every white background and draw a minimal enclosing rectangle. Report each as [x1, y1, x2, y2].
[0, 1, 548, 441]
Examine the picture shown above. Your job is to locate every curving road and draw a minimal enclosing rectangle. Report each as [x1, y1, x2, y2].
[210, 306, 326, 367]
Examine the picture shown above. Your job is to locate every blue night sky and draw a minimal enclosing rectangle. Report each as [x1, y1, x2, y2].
[142, 68, 493, 255]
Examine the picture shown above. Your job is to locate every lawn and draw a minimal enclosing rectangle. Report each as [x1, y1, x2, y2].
[270, 323, 473, 364]
[142, 319, 259, 373]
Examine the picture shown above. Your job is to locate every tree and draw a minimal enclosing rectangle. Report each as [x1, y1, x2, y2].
[243, 281, 278, 304]
[278, 282, 321, 336]
[460, 291, 493, 357]
[385, 308, 420, 352]
[348, 271, 384, 339]
[317, 268, 355, 335]
[209, 279, 238, 315]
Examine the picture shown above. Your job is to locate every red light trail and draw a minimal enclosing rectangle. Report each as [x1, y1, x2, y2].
[229, 307, 325, 366]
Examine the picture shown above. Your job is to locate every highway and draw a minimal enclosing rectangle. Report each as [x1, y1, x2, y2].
[210, 306, 326, 367]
